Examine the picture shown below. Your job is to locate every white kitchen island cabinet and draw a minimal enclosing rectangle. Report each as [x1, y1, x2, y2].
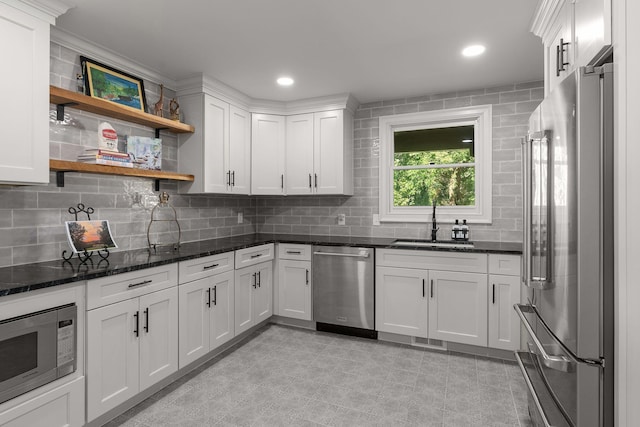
[177, 94, 250, 194]
[86, 265, 178, 422]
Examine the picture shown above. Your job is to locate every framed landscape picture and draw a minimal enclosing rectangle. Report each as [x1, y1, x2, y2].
[80, 55, 147, 112]
[65, 220, 117, 253]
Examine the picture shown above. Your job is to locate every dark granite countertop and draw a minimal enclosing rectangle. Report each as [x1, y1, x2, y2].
[0, 233, 521, 298]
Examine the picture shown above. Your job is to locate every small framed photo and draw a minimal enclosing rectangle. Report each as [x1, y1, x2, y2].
[80, 55, 148, 112]
[65, 220, 118, 254]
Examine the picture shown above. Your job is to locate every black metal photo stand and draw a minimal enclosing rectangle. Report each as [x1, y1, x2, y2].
[62, 203, 110, 265]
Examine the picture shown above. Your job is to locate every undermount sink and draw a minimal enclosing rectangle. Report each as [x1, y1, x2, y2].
[390, 239, 474, 249]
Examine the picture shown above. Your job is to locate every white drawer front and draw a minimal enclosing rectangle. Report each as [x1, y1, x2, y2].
[489, 254, 521, 276]
[277, 243, 312, 261]
[178, 251, 234, 284]
[377, 249, 487, 273]
[87, 264, 178, 309]
[235, 244, 274, 269]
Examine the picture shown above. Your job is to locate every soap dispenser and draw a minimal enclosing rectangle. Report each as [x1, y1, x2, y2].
[452, 220, 460, 240]
[461, 219, 470, 241]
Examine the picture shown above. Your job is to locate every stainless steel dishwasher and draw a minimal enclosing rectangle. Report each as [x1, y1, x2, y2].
[312, 245, 375, 338]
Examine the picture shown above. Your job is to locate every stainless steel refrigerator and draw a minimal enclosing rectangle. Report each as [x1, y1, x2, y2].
[515, 64, 614, 427]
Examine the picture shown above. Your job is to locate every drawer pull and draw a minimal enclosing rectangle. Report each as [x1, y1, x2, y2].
[128, 279, 152, 288]
[203, 263, 219, 270]
[250, 254, 263, 259]
[286, 250, 302, 255]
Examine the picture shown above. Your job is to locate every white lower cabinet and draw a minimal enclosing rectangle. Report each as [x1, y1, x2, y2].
[277, 244, 312, 321]
[488, 253, 522, 350]
[428, 270, 488, 346]
[278, 259, 312, 320]
[0, 376, 84, 427]
[376, 249, 521, 351]
[235, 261, 273, 335]
[86, 281, 178, 421]
[178, 270, 235, 368]
[376, 266, 428, 337]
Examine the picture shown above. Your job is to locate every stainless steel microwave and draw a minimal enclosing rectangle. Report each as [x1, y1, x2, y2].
[0, 303, 77, 404]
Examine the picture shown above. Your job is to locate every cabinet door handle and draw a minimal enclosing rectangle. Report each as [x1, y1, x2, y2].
[309, 174, 312, 189]
[556, 38, 569, 76]
[203, 263, 219, 270]
[492, 284, 496, 305]
[144, 307, 149, 333]
[128, 279, 152, 289]
[430, 279, 434, 298]
[422, 279, 425, 298]
[213, 285, 217, 306]
[257, 271, 261, 287]
[306, 269, 309, 285]
[252, 272, 257, 289]
[314, 173, 318, 188]
[556, 44, 561, 77]
[227, 170, 231, 186]
[133, 311, 139, 337]
[231, 170, 235, 186]
[281, 174, 284, 189]
[206, 287, 211, 308]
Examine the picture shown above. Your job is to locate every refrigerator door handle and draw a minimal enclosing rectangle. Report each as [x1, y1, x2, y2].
[515, 304, 604, 370]
[514, 303, 574, 373]
[514, 351, 554, 427]
[523, 132, 554, 290]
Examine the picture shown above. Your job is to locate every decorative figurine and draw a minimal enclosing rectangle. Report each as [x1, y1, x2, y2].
[169, 98, 180, 121]
[153, 84, 164, 117]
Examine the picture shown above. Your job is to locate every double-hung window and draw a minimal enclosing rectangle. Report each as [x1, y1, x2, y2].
[378, 105, 492, 223]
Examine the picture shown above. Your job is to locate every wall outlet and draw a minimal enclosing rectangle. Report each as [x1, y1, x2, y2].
[372, 214, 380, 226]
[337, 214, 346, 226]
[237, 212, 243, 224]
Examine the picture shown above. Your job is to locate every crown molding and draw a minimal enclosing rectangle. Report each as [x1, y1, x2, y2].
[50, 27, 178, 89]
[3, 0, 72, 23]
[177, 74, 359, 115]
[530, 0, 566, 38]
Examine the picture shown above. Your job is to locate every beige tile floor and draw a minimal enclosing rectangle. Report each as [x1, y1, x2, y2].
[105, 324, 532, 427]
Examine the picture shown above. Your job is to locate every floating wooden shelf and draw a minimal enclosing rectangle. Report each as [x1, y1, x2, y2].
[50, 159, 194, 191]
[50, 86, 195, 136]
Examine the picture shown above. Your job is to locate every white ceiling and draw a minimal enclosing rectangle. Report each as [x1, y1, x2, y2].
[56, 0, 543, 104]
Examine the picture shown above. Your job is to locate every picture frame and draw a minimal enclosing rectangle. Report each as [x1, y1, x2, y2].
[65, 220, 118, 254]
[80, 55, 148, 112]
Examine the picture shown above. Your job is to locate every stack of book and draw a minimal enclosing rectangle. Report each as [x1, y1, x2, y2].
[77, 149, 133, 167]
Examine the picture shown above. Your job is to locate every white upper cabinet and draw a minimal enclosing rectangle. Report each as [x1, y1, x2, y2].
[285, 110, 354, 196]
[178, 93, 250, 194]
[531, 0, 611, 96]
[0, 1, 56, 185]
[314, 110, 352, 195]
[229, 105, 251, 194]
[251, 113, 285, 195]
[574, 0, 611, 68]
[285, 113, 314, 195]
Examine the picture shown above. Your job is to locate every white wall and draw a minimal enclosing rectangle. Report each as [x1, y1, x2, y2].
[613, 0, 640, 425]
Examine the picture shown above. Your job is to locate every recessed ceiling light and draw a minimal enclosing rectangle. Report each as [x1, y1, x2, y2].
[462, 45, 486, 57]
[462, 139, 473, 143]
[277, 77, 294, 86]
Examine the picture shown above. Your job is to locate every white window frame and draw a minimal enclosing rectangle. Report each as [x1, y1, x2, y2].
[378, 105, 493, 224]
